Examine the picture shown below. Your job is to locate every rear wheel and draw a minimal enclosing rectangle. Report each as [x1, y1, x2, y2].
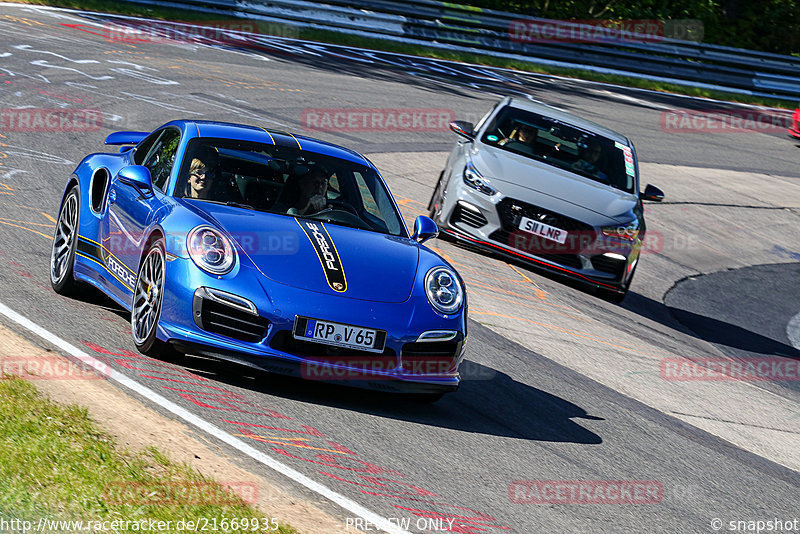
[131, 238, 173, 356]
[50, 186, 80, 295]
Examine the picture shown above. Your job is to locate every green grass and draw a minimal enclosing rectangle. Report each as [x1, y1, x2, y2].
[0, 377, 296, 533]
[4, 0, 797, 109]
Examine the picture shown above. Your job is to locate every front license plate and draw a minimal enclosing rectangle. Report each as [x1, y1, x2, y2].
[519, 216, 568, 244]
[293, 317, 386, 353]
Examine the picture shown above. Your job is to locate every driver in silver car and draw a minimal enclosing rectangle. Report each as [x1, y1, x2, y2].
[498, 123, 536, 155]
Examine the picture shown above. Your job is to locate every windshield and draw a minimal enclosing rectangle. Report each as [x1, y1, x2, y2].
[481, 106, 636, 193]
[177, 138, 406, 236]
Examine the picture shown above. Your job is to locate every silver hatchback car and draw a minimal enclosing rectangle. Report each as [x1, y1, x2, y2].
[428, 96, 664, 302]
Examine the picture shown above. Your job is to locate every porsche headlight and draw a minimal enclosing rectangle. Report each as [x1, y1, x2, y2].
[601, 220, 640, 242]
[187, 225, 236, 275]
[425, 267, 463, 315]
[463, 161, 496, 196]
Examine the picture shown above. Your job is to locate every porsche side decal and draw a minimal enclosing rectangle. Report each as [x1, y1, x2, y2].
[76, 235, 136, 291]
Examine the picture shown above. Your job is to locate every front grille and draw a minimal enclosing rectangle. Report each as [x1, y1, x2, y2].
[402, 341, 460, 359]
[489, 197, 593, 270]
[590, 255, 627, 277]
[198, 299, 270, 343]
[450, 203, 488, 229]
[401, 341, 461, 374]
[269, 330, 396, 359]
[496, 197, 594, 233]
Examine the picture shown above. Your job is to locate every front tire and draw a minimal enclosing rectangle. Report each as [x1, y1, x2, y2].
[597, 287, 627, 304]
[131, 238, 171, 356]
[50, 185, 80, 295]
[427, 171, 445, 218]
[596, 264, 635, 304]
[407, 392, 446, 403]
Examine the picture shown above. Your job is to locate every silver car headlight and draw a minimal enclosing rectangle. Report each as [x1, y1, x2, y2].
[463, 161, 496, 196]
[187, 225, 236, 275]
[425, 267, 463, 315]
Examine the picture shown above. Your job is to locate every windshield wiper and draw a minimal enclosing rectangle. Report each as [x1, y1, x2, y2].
[306, 215, 373, 233]
[225, 201, 255, 210]
[185, 198, 260, 211]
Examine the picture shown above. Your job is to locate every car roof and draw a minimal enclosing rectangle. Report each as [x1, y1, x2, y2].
[186, 120, 371, 166]
[504, 97, 630, 145]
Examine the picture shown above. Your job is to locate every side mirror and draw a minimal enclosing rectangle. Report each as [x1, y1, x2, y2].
[411, 215, 439, 244]
[640, 184, 664, 202]
[118, 165, 153, 195]
[449, 120, 475, 140]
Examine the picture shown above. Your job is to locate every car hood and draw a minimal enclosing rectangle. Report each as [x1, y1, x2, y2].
[473, 147, 638, 224]
[181, 200, 419, 303]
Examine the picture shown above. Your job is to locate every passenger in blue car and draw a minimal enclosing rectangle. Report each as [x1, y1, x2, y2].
[183, 148, 220, 199]
[185, 158, 214, 199]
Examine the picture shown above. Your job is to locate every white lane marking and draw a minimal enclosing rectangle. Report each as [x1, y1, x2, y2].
[158, 92, 288, 127]
[64, 82, 125, 101]
[109, 68, 179, 86]
[12, 44, 100, 64]
[106, 59, 157, 71]
[584, 89, 674, 111]
[0, 66, 50, 83]
[0, 301, 410, 534]
[29, 60, 113, 80]
[0, 144, 73, 165]
[0, 168, 29, 180]
[787, 312, 800, 351]
[119, 92, 200, 114]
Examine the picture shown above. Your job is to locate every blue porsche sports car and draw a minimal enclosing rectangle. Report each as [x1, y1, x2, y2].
[50, 120, 467, 399]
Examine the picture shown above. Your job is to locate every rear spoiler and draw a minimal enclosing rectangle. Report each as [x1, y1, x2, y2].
[104, 131, 148, 146]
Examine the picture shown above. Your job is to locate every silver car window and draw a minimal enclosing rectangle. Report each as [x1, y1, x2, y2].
[481, 106, 635, 193]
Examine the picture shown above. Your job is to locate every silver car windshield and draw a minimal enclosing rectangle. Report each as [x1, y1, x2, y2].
[177, 138, 405, 236]
[481, 107, 636, 193]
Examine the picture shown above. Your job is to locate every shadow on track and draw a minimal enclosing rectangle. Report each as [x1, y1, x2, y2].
[620, 290, 800, 360]
[176, 341, 604, 445]
[665, 306, 800, 358]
